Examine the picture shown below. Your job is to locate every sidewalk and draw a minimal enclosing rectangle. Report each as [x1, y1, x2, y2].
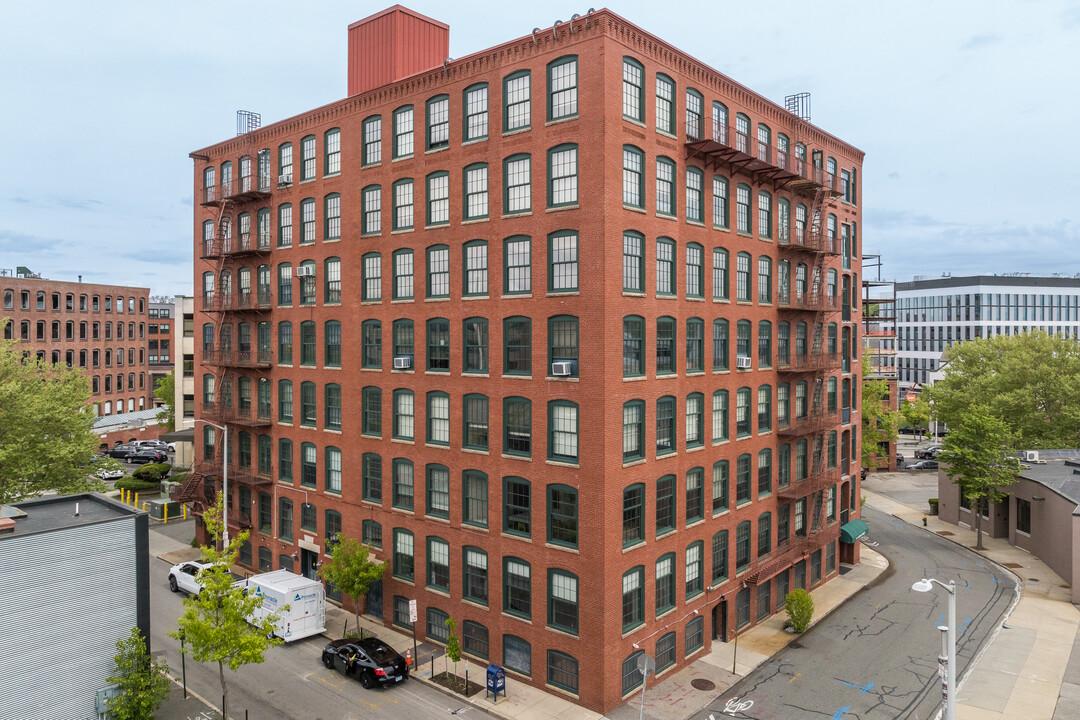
[863, 485, 1080, 720]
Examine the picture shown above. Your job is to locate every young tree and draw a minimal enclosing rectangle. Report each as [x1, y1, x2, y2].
[444, 616, 461, 680]
[169, 496, 284, 719]
[0, 332, 104, 503]
[937, 405, 1021, 550]
[153, 370, 176, 429]
[926, 331, 1080, 449]
[318, 533, 386, 636]
[860, 356, 901, 469]
[785, 589, 814, 633]
[900, 397, 931, 439]
[106, 627, 172, 720]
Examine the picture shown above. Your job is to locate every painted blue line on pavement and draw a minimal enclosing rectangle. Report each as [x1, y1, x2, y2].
[834, 705, 851, 719]
[975, 562, 986, 568]
[838, 680, 874, 694]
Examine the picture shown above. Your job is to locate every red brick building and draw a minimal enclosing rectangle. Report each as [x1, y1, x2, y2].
[179, 6, 864, 712]
[2, 270, 153, 415]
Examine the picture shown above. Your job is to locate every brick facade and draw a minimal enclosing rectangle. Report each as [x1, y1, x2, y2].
[184, 8, 864, 712]
[1, 275, 152, 414]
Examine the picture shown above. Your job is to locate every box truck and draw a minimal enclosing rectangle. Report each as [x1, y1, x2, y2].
[237, 570, 326, 642]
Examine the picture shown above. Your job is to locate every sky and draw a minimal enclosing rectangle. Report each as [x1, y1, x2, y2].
[1, 1, 1078, 297]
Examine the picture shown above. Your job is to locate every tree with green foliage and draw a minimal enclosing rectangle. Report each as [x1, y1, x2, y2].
[169, 496, 284, 719]
[106, 627, 172, 720]
[0, 332, 104, 503]
[925, 331, 1080, 449]
[900, 397, 931, 438]
[785, 589, 814, 633]
[860, 355, 902, 469]
[318, 533, 386, 636]
[937, 405, 1021, 550]
[154, 370, 175, 429]
[444, 616, 461, 678]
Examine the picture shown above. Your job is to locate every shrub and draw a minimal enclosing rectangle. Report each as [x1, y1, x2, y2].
[132, 463, 171, 481]
[115, 478, 162, 493]
[785, 589, 814, 633]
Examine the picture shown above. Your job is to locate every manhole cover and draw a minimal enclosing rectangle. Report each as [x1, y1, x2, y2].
[691, 679, 716, 691]
[1003, 562, 1023, 568]
[937, 531, 954, 536]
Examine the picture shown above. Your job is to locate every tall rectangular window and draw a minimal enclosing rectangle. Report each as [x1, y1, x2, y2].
[549, 402, 578, 462]
[362, 253, 381, 302]
[547, 56, 578, 120]
[548, 145, 578, 207]
[393, 106, 414, 158]
[393, 179, 414, 230]
[426, 246, 449, 298]
[548, 232, 578, 292]
[464, 164, 489, 220]
[426, 95, 449, 150]
[623, 58, 644, 121]
[363, 116, 382, 165]
[656, 158, 675, 216]
[687, 168, 703, 223]
[504, 71, 531, 132]
[504, 155, 531, 214]
[656, 239, 675, 296]
[300, 136, 316, 181]
[686, 244, 703, 298]
[737, 184, 751, 234]
[324, 128, 340, 175]
[623, 146, 644, 207]
[362, 185, 381, 235]
[656, 75, 674, 134]
[426, 173, 449, 226]
[324, 194, 341, 240]
[623, 232, 644, 292]
[464, 84, 488, 141]
[504, 236, 531, 294]
[393, 250, 414, 300]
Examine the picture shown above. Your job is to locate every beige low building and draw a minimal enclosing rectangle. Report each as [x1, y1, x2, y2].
[936, 450, 1080, 603]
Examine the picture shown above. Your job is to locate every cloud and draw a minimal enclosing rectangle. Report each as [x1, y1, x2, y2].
[888, 172, 900, 180]
[4, 195, 104, 211]
[0, 229, 64, 253]
[961, 34, 1002, 51]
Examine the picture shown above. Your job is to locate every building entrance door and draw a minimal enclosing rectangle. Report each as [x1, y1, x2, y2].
[300, 548, 318, 581]
[713, 599, 728, 642]
[365, 580, 383, 619]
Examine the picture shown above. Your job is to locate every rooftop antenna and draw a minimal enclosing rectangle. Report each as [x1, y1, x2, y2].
[784, 92, 811, 122]
[236, 110, 261, 137]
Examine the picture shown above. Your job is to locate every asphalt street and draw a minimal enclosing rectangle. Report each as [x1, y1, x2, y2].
[149, 522, 471, 720]
[692, 506, 1018, 720]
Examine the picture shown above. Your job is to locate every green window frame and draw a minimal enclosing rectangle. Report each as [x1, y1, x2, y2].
[758, 320, 772, 368]
[299, 321, 315, 365]
[426, 464, 450, 519]
[686, 541, 703, 599]
[392, 249, 414, 300]
[547, 315, 578, 378]
[463, 163, 489, 220]
[426, 391, 449, 445]
[656, 316, 676, 374]
[463, 393, 489, 450]
[736, 183, 751, 235]
[686, 166, 704, 222]
[325, 383, 341, 431]
[362, 115, 381, 166]
[735, 520, 751, 573]
[362, 453, 382, 503]
[503, 70, 531, 132]
[546, 55, 578, 121]
[656, 395, 676, 455]
[426, 245, 449, 299]
[362, 386, 381, 436]
[463, 317, 488, 373]
[463, 470, 488, 529]
[686, 243, 704, 298]
[298, 260, 316, 305]
[736, 454, 751, 504]
[361, 184, 381, 235]
[277, 202, 292, 248]
[622, 566, 645, 632]
[736, 252, 751, 302]
[546, 143, 578, 207]
[656, 237, 675, 295]
[713, 175, 730, 229]
[323, 128, 340, 175]
[655, 552, 676, 616]
[393, 319, 414, 360]
[655, 73, 675, 134]
[393, 528, 414, 581]
[278, 439, 292, 482]
[622, 145, 644, 208]
[547, 230, 578, 292]
[277, 379, 292, 423]
[713, 460, 729, 515]
[713, 247, 729, 301]
[547, 400, 579, 463]
[623, 230, 644, 292]
[656, 157, 676, 216]
[278, 142, 293, 180]
[758, 385, 772, 433]
[426, 94, 449, 150]
[656, 475, 676, 536]
[463, 240, 488, 297]
[758, 511, 772, 557]
[425, 171, 449, 227]
[503, 396, 531, 457]
[758, 448, 772, 497]
[362, 519, 382, 549]
[503, 476, 531, 537]
[299, 501, 315, 533]
[392, 389, 414, 440]
[392, 178, 413, 231]
[300, 442, 316, 489]
[712, 390, 729, 443]
[685, 466, 704, 523]
[503, 316, 531, 375]
[278, 498, 293, 541]
[324, 256, 341, 303]
[392, 105, 414, 158]
[736, 386, 751, 437]
[713, 319, 729, 371]
[758, 190, 772, 239]
[686, 318, 704, 373]
[463, 83, 488, 142]
[503, 154, 531, 214]
[758, 256, 773, 304]
[686, 393, 704, 449]
[686, 617, 705, 656]
[546, 484, 578, 548]
[278, 321, 292, 365]
[623, 315, 644, 377]
[426, 317, 449, 371]
[503, 557, 532, 619]
[300, 135, 316, 181]
[463, 547, 488, 605]
[712, 530, 728, 584]
[623, 399, 645, 462]
[622, 57, 644, 121]
[503, 235, 531, 294]
[392, 458, 415, 511]
[547, 572, 579, 636]
[299, 197, 315, 244]
[325, 447, 342, 494]
[623, 483, 645, 547]
[778, 444, 791, 489]
[361, 319, 381, 369]
[361, 252, 381, 302]
[324, 320, 341, 367]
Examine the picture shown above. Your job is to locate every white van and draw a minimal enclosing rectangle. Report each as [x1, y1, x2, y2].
[237, 570, 326, 642]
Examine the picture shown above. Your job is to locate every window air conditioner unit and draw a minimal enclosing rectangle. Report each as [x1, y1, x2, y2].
[736, 356, 752, 369]
[393, 356, 413, 370]
[295, 266, 314, 277]
[278, 173, 292, 185]
[1023, 450, 1040, 463]
[551, 361, 573, 376]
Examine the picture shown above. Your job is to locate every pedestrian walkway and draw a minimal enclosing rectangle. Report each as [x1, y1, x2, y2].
[863, 486, 1080, 720]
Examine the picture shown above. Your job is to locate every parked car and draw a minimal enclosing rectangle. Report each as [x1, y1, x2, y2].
[167, 561, 240, 595]
[95, 467, 125, 480]
[321, 637, 408, 689]
[133, 439, 170, 451]
[896, 451, 904, 468]
[915, 445, 942, 459]
[105, 444, 140, 459]
[129, 449, 168, 465]
[906, 460, 939, 471]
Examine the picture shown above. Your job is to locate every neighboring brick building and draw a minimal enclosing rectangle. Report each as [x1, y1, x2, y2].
[1, 268, 153, 416]
[148, 297, 175, 403]
[178, 6, 864, 712]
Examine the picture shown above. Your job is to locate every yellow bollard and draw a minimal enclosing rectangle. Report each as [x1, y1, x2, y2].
[134, 492, 139, 508]
[183, 505, 187, 520]
[164, 504, 168, 524]
[122, 488, 128, 505]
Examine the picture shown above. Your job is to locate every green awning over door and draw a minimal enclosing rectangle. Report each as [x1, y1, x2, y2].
[839, 518, 869, 544]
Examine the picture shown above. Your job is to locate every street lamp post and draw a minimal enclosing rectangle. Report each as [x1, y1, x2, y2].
[194, 418, 229, 548]
[912, 578, 956, 720]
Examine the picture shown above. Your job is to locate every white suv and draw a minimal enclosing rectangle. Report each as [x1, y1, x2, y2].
[168, 561, 229, 595]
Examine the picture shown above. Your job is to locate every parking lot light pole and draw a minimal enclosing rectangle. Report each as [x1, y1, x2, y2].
[912, 578, 957, 720]
[193, 418, 229, 548]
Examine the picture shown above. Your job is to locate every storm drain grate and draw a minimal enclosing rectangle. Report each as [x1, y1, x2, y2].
[691, 679, 717, 691]
[1003, 562, 1023, 568]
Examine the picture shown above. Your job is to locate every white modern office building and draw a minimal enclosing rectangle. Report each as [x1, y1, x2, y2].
[896, 274, 1080, 390]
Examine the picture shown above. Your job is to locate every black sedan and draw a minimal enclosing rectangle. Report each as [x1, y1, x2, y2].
[105, 444, 140, 459]
[906, 460, 939, 471]
[129, 449, 168, 464]
[321, 637, 408, 688]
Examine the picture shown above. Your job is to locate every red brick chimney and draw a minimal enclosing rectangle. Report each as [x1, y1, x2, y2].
[348, 5, 450, 97]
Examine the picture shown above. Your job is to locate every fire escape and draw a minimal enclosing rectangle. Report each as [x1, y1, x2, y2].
[686, 111, 844, 586]
[174, 132, 276, 522]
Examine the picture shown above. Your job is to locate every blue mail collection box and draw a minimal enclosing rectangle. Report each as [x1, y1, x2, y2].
[486, 664, 506, 699]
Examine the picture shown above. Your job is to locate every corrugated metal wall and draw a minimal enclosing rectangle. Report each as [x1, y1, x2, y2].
[0, 518, 138, 720]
